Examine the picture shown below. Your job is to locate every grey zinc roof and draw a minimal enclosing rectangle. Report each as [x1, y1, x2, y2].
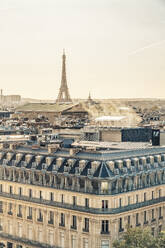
[0, 145, 165, 179]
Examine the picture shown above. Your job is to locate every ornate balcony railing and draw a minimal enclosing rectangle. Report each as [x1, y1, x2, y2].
[0, 192, 164, 215]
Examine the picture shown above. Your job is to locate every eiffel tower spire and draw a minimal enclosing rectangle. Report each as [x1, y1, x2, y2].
[56, 51, 72, 104]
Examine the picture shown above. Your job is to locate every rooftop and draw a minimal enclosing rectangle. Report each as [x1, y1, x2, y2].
[95, 116, 126, 121]
[1, 143, 165, 194]
[16, 103, 75, 112]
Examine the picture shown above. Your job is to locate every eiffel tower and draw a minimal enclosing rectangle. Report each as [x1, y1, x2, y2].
[56, 51, 72, 104]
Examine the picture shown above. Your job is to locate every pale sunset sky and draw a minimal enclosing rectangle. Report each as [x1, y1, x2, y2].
[0, 0, 165, 99]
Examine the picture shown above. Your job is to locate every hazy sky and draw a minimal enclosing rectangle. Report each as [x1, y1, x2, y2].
[0, 0, 165, 99]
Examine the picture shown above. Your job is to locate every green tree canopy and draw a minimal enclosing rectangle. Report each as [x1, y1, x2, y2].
[113, 227, 165, 248]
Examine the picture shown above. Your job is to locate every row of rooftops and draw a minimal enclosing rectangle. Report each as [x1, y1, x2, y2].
[0, 143, 165, 179]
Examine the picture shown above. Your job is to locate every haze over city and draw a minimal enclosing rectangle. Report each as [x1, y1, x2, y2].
[0, 0, 165, 99]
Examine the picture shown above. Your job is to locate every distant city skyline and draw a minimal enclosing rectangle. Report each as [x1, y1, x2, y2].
[0, 0, 165, 99]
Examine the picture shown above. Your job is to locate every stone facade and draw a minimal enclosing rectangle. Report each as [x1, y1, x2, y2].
[0, 144, 165, 247]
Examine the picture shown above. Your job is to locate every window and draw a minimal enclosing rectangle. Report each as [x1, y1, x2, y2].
[0, 217, 2, 230]
[18, 223, 22, 237]
[136, 213, 139, 226]
[17, 205, 22, 217]
[71, 235, 76, 248]
[119, 218, 123, 232]
[39, 191, 42, 199]
[83, 238, 88, 248]
[8, 203, 12, 215]
[73, 196, 76, 206]
[101, 220, 109, 234]
[152, 191, 154, 200]
[61, 194, 64, 203]
[71, 216, 77, 229]
[159, 225, 162, 233]
[19, 187, 22, 196]
[144, 211, 147, 223]
[48, 230, 54, 246]
[83, 218, 89, 232]
[7, 242, 13, 248]
[9, 186, 12, 194]
[128, 216, 131, 226]
[50, 192, 54, 201]
[27, 224, 33, 239]
[60, 232, 65, 248]
[128, 196, 130, 205]
[38, 209, 43, 222]
[85, 198, 89, 208]
[8, 220, 13, 235]
[16, 245, 22, 248]
[102, 200, 108, 209]
[38, 227, 43, 242]
[27, 207, 32, 219]
[159, 189, 161, 198]
[0, 201, 3, 213]
[101, 182, 108, 193]
[48, 211, 54, 224]
[144, 193, 146, 201]
[60, 213, 65, 226]
[136, 195, 139, 203]
[152, 209, 155, 220]
[0, 184, 3, 192]
[119, 198, 122, 207]
[29, 189, 32, 198]
[159, 207, 162, 219]
[101, 240, 109, 248]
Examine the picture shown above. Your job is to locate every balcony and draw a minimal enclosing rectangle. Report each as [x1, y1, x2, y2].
[82, 228, 89, 233]
[8, 211, 13, 216]
[101, 230, 110, 235]
[71, 225, 77, 230]
[37, 217, 43, 222]
[59, 222, 65, 227]
[0, 191, 165, 215]
[17, 213, 22, 218]
[119, 228, 124, 233]
[48, 219, 54, 225]
[27, 215, 32, 220]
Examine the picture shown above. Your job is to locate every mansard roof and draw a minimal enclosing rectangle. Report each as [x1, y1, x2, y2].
[0, 145, 165, 180]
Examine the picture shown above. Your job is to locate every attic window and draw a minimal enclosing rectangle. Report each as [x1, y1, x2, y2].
[101, 182, 108, 193]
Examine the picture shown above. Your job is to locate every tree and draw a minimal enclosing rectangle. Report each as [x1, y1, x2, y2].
[155, 232, 165, 248]
[113, 227, 156, 248]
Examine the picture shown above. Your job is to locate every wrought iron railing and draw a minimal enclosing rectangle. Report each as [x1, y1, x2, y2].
[0, 192, 164, 215]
